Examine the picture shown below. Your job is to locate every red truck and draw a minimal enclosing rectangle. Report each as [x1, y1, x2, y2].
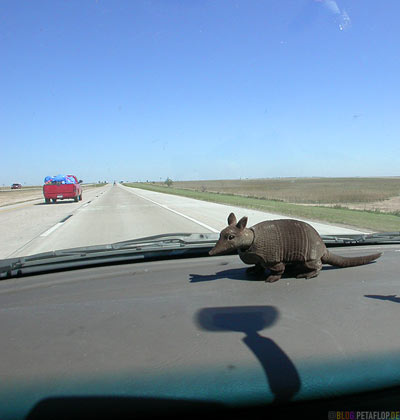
[43, 175, 83, 204]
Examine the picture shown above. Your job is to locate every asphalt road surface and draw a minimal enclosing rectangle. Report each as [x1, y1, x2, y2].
[0, 183, 367, 259]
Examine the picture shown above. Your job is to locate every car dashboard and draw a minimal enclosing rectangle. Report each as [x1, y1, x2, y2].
[1, 244, 400, 419]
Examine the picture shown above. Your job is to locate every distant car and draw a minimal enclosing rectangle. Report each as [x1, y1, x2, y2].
[11, 183, 22, 189]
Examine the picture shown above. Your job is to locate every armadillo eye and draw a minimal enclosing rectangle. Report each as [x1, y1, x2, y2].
[228, 235, 235, 240]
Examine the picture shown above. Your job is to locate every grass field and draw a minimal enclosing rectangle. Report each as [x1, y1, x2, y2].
[125, 178, 400, 232]
[172, 177, 400, 204]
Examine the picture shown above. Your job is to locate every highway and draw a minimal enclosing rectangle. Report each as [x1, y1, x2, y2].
[0, 183, 367, 259]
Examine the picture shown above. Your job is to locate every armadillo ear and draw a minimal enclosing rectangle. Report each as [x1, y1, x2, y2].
[228, 213, 237, 226]
[236, 216, 248, 230]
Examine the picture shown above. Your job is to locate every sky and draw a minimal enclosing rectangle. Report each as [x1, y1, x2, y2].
[1, 0, 400, 185]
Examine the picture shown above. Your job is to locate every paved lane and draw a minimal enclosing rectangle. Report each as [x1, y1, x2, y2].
[1, 184, 367, 258]
[0, 186, 109, 259]
[5, 184, 212, 257]
[120, 185, 368, 235]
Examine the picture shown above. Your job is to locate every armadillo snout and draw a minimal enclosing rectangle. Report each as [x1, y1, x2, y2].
[209, 243, 225, 256]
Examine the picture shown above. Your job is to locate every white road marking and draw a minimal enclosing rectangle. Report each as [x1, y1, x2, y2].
[40, 222, 64, 237]
[123, 187, 219, 233]
[40, 214, 73, 237]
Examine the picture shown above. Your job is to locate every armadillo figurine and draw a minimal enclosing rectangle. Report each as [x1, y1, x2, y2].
[209, 213, 381, 282]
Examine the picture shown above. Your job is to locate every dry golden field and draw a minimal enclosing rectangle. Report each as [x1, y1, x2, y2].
[171, 177, 400, 213]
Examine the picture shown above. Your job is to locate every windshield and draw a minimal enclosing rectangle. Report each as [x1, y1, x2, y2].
[3, 3, 400, 417]
[1, 0, 399, 258]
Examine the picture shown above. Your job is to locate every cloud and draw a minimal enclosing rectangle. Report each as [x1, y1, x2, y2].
[315, 0, 351, 31]
[324, 0, 341, 15]
[339, 9, 351, 31]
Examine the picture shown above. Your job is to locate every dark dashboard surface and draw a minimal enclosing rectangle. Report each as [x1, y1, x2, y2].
[1, 244, 399, 418]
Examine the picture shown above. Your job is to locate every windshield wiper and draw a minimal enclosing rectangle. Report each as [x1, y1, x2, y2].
[321, 232, 400, 245]
[1, 232, 399, 280]
[0, 233, 219, 279]
[111, 232, 219, 249]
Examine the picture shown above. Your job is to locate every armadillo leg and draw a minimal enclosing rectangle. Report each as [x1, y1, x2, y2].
[296, 260, 322, 279]
[266, 262, 285, 283]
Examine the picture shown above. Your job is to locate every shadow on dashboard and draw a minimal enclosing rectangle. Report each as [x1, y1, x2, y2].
[364, 294, 400, 303]
[189, 264, 341, 283]
[195, 305, 301, 403]
[189, 268, 252, 282]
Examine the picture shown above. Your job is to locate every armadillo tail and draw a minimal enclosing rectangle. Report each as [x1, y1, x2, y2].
[321, 251, 382, 268]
